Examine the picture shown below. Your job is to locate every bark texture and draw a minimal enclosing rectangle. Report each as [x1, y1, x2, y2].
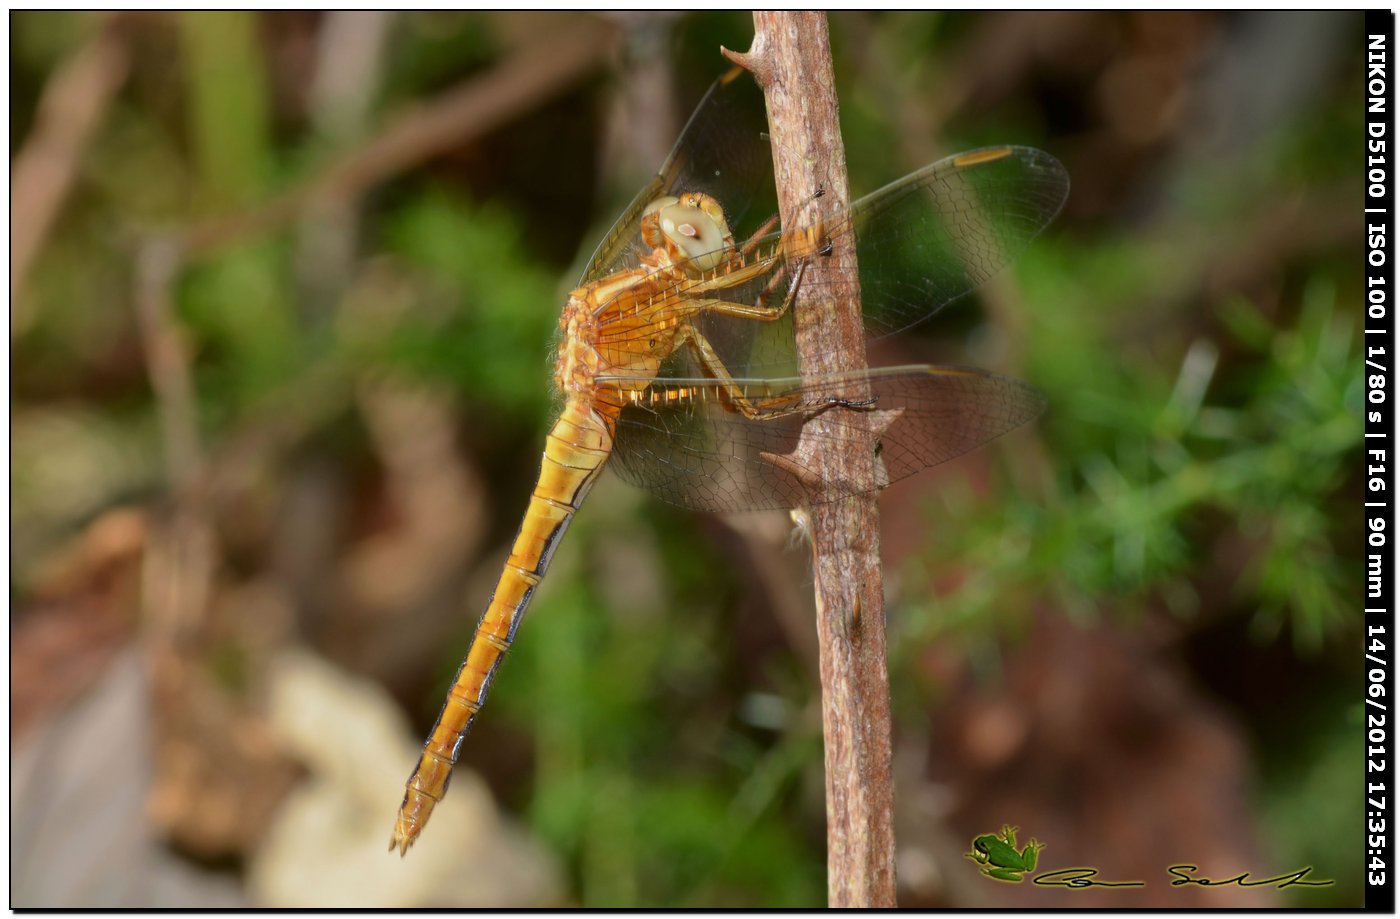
[726, 12, 898, 908]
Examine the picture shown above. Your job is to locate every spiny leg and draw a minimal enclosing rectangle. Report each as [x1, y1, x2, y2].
[737, 211, 781, 261]
[684, 257, 809, 324]
[683, 252, 783, 297]
[672, 323, 800, 421]
[736, 182, 832, 263]
[673, 321, 869, 422]
[750, 254, 807, 314]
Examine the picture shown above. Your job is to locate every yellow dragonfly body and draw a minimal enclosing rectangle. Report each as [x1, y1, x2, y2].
[390, 68, 1069, 855]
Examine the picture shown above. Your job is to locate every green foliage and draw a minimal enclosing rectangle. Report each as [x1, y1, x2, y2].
[904, 255, 1360, 648]
[379, 191, 561, 420]
[887, 80, 1362, 903]
[180, 245, 300, 415]
[177, 11, 274, 210]
[493, 501, 826, 907]
[384, 12, 500, 101]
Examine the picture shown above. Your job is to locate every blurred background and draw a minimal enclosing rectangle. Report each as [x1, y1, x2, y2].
[10, 10, 1365, 908]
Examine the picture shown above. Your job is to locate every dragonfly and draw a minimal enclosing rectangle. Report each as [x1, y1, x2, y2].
[390, 66, 1069, 855]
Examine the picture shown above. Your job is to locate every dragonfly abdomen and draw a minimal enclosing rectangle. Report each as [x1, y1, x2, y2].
[390, 399, 616, 855]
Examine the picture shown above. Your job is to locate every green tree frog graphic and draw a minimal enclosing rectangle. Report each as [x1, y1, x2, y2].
[966, 825, 1045, 882]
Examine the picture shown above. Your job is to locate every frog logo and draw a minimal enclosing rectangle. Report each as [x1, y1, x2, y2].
[966, 825, 1045, 883]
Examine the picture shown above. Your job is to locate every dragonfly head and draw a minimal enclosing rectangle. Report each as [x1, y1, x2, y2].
[641, 192, 733, 276]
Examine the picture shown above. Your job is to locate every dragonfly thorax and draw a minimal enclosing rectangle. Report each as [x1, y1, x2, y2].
[554, 273, 676, 399]
[641, 192, 735, 275]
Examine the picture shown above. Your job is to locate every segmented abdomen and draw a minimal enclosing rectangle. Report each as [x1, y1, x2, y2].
[389, 397, 615, 854]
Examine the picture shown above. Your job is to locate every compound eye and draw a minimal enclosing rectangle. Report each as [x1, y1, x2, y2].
[655, 201, 728, 273]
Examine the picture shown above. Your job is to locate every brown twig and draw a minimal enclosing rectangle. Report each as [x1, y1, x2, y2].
[133, 239, 201, 494]
[726, 13, 898, 908]
[11, 12, 130, 333]
[181, 17, 618, 256]
[131, 238, 214, 646]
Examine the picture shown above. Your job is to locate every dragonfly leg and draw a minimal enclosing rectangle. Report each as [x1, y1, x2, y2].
[681, 335, 795, 421]
[674, 321, 870, 422]
[736, 211, 782, 260]
[685, 219, 824, 303]
[682, 253, 782, 297]
[687, 216, 828, 317]
[736, 179, 831, 262]
[686, 258, 808, 324]
[750, 255, 807, 315]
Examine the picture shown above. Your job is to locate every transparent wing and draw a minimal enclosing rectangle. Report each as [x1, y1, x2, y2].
[844, 145, 1069, 340]
[580, 67, 773, 285]
[587, 71, 1067, 512]
[606, 366, 1046, 513]
[589, 146, 1069, 379]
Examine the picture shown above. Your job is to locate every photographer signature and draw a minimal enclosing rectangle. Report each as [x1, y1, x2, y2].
[1031, 866, 1333, 890]
[967, 827, 1333, 890]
